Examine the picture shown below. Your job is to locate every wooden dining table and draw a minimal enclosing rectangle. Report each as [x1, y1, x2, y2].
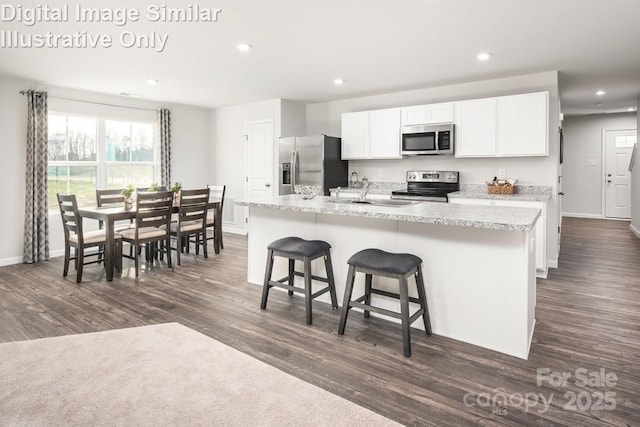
[78, 199, 222, 281]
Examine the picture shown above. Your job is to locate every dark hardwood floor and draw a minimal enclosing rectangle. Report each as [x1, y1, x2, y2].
[1, 217, 639, 426]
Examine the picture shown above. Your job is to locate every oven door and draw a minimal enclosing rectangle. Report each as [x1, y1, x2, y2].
[401, 130, 437, 155]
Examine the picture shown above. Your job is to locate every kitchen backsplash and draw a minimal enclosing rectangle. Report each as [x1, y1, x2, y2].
[336, 181, 552, 195]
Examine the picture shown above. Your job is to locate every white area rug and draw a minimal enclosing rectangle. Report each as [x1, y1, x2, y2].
[0, 323, 399, 426]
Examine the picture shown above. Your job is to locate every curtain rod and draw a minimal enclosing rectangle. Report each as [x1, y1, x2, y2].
[19, 91, 158, 112]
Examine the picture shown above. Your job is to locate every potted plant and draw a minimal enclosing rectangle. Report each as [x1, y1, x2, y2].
[121, 184, 135, 209]
[170, 182, 182, 205]
[148, 182, 160, 192]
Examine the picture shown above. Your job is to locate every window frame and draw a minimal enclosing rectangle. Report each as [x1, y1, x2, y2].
[48, 111, 158, 210]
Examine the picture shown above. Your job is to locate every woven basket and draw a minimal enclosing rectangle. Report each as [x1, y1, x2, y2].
[487, 184, 515, 194]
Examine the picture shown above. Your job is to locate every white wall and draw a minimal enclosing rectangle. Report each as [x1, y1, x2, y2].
[632, 102, 640, 236]
[306, 70, 561, 266]
[280, 100, 307, 138]
[0, 74, 212, 265]
[0, 75, 29, 265]
[562, 113, 637, 217]
[209, 99, 281, 233]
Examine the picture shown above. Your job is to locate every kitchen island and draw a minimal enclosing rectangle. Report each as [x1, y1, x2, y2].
[236, 195, 541, 359]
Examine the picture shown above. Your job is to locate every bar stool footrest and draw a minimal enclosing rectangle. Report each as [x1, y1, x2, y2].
[371, 288, 422, 305]
[348, 301, 403, 320]
[293, 271, 330, 283]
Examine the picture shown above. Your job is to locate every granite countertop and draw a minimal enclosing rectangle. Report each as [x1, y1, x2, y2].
[329, 182, 404, 196]
[448, 191, 552, 202]
[236, 195, 541, 232]
[449, 184, 552, 202]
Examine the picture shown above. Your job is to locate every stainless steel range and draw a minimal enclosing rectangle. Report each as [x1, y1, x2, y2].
[391, 170, 460, 202]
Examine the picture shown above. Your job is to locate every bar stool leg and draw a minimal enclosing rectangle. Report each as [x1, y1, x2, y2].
[324, 251, 339, 309]
[338, 265, 357, 335]
[415, 267, 432, 335]
[303, 256, 313, 325]
[261, 249, 275, 310]
[363, 273, 372, 319]
[288, 258, 295, 296]
[398, 274, 412, 357]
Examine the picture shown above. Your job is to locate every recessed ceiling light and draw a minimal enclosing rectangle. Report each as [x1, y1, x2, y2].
[476, 52, 491, 61]
[627, 107, 637, 112]
[145, 79, 158, 86]
[237, 43, 252, 52]
[333, 78, 345, 86]
[595, 90, 606, 96]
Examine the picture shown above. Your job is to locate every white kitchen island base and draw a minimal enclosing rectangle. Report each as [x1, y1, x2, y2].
[246, 206, 536, 360]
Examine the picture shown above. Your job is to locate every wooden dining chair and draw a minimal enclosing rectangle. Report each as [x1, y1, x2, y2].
[119, 191, 173, 278]
[204, 184, 226, 251]
[136, 186, 167, 193]
[170, 188, 210, 265]
[96, 188, 135, 257]
[57, 194, 123, 283]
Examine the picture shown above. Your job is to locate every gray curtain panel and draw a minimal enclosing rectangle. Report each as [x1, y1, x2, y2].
[23, 90, 49, 264]
[157, 109, 171, 187]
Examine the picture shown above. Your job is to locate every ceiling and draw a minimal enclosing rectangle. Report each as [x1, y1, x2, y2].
[1, 0, 639, 114]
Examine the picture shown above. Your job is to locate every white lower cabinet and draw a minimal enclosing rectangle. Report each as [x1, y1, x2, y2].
[449, 198, 547, 273]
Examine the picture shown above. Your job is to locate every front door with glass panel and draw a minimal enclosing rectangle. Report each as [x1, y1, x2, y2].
[604, 129, 637, 219]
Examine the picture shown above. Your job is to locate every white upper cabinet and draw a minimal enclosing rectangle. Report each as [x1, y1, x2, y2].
[496, 92, 549, 156]
[454, 98, 497, 157]
[342, 91, 549, 160]
[369, 108, 401, 159]
[341, 109, 401, 160]
[401, 102, 454, 126]
[341, 111, 369, 159]
[455, 91, 549, 158]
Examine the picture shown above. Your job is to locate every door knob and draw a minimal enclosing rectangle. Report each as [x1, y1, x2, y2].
[265, 183, 271, 188]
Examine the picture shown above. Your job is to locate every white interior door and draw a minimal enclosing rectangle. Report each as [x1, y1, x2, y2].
[245, 120, 274, 227]
[604, 129, 637, 219]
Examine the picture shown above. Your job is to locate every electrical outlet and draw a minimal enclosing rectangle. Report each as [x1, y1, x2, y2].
[498, 168, 506, 178]
[377, 168, 383, 179]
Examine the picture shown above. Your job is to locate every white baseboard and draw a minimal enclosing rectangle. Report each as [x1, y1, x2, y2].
[631, 224, 640, 238]
[536, 268, 548, 279]
[561, 212, 602, 219]
[0, 249, 72, 267]
[0, 256, 23, 267]
[222, 225, 247, 236]
[548, 258, 558, 269]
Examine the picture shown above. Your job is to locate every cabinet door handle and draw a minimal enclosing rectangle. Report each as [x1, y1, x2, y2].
[558, 192, 565, 196]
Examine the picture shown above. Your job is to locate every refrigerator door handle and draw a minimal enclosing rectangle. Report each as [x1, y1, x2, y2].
[291, 150, 298, 190]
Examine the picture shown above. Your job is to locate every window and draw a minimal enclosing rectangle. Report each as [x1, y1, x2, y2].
[48, 114, 157, 208]
[105, 120, 155, 189]
[615, 135, 637, 148]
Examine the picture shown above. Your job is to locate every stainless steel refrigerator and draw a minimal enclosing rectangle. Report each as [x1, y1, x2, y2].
[278, 135, 348, 196]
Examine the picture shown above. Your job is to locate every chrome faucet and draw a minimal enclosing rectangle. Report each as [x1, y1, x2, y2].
[358, 178, 370, 201]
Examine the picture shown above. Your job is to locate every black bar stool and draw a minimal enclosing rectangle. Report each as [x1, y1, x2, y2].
[338, 248, 432, 357]
[261, 237, 338, 324]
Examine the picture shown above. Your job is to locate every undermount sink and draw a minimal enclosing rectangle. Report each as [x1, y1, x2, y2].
[332, 198, 420, 207]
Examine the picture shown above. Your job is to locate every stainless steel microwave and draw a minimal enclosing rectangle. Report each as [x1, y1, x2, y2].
[401, 123, 455, 156]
